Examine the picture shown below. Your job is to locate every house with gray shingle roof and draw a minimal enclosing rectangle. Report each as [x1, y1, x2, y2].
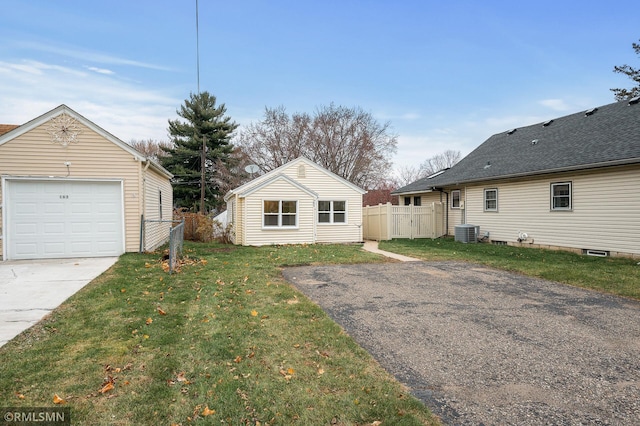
[392, 97, 640, 257]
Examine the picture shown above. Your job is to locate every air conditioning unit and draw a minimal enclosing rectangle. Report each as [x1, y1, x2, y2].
[455, 224, 478, 243]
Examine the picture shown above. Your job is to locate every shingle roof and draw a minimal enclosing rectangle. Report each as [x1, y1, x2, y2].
[0, 124, 19, 136]
[394, 98, 640, 194]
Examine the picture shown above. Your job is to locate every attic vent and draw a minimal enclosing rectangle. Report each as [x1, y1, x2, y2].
[629, 96, 640, 105]
[297, 164, 306, 178]
[506, 128, 517, 135]
[542, 120, 553, 127]
[585, 107, 598, 116]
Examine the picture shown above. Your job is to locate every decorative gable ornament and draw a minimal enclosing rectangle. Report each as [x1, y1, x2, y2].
[47, 113, 82, 147]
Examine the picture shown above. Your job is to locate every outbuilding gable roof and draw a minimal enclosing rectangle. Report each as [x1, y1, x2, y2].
[394, 98, 640, 194]
[0, 104, 173, 179]
[225, 156, 366, 201]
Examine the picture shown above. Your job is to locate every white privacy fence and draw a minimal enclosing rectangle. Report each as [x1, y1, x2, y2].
[362, 202, 445, 240]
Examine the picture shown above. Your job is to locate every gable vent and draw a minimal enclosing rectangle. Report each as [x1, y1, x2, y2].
[629, 96, 640, 106]
[585, 107, 598, 116]
[542, 119, 553, 127]
[506, 128, 517, 135]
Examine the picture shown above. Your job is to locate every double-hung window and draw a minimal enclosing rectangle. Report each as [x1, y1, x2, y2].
[484, 188, 498, 212]
[551, 182, 572, 210]
[263, 200, 297, 227]
[451, 190, 461, 209]
[318, 200, 346, 224]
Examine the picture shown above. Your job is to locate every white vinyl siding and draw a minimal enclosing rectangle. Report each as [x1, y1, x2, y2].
[229, 158, 364, 245]
[463, 166, 640, 256]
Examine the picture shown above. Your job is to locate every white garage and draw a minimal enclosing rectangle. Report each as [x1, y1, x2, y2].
[4, 179, 124, 260]
[0, 104, 174, 261]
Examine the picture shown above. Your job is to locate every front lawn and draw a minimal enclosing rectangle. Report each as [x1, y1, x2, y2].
[380, 238, 640, 300]
[0, 243, 438, 425]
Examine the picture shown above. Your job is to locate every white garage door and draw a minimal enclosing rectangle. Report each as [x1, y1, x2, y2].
[6, 180, 124, 260]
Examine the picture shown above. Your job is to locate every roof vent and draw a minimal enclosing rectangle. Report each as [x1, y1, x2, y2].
[629, 96, 640, 105]
[531, 139, 539, 145]
[483, 161, 491, 169]
[585, 107, 598, 116]
[506, 128, 517, 135]
[542, 120, 553, 127]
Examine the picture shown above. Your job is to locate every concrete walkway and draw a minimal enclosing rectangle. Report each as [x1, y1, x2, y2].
[362, 240, 421, 262]
[0, 257, 119, 348]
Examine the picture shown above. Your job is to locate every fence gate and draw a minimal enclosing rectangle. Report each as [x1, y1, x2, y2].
[363, 202, 444, 240]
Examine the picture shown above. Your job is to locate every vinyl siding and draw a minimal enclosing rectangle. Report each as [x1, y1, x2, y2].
[463, 166, 640, 256]
[231, 158, 364, 245]
[143, 166, 174, 250]
[242, 180, 315, 246]
[0, 119, 157, 254]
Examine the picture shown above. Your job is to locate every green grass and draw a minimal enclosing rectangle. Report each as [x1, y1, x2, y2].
[0, 243, 437, 426]
[380, 238, 640, 300]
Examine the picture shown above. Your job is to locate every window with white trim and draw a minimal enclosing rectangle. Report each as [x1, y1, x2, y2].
[263, 200, 297, 227]
[318, 200, 346, 224]
[551, 182, 572, 210]
[451, 190, 461, 208]
[484, 188, 498, 211]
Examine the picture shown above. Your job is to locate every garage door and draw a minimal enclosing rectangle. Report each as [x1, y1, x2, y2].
[6, 180, 124, 260]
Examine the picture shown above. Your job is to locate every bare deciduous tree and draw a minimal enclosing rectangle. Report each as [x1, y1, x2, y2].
[236, 104, 398, 188]
[419, 149, 461, 176]
[129, 139, 173, 161]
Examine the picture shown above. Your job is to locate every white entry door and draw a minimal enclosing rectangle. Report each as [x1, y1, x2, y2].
[5, 180, 124, 260]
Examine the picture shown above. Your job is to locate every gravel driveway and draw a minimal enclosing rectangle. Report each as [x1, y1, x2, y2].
[283, 261, 640, 425]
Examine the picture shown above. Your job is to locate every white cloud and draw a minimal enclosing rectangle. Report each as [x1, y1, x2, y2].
[538, 98, 570, 111]
[0, 59, 181, 142]
[86, 66, 115, 75]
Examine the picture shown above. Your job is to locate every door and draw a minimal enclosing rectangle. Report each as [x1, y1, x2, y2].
[5, 180, 124, 260]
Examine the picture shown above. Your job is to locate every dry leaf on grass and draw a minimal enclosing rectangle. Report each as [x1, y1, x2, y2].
[201, 406, 216, 416]
[53, 394, 66, 404]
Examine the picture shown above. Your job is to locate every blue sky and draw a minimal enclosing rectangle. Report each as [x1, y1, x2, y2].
[1, 1, 638, 172]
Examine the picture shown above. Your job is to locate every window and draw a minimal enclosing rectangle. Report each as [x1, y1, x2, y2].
[159, 190, 163, 220]
[484, 188, 498, 211]
[263, 200, 297, 227]
[404, 196, 411, 206]
[413, 196, 421, 206]
[318, 201, 346, 224]
[551, 182, 572, 210]
[451, 190, 461, 208]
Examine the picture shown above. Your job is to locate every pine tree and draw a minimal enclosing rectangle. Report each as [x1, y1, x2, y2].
[611, 39, 640, 101]
[161, 92, 238, 212]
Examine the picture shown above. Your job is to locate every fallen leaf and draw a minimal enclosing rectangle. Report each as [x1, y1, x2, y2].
[99, 382, 114, 394]
[317, 368, 325, 375]
[16, 392, 25, 399]
[145, 262, 152, 268]
[143, 335, 149, 339]
[201, 406, 216, 416]
[53, 394, 66, 404]
[250, 310, 258, 317]
[176, 372, 191, 384]
[287, 368, 295, 375]
[234, 355, 242, 363]
[157, 306, 167, 315]
[146, 318, 153, 325]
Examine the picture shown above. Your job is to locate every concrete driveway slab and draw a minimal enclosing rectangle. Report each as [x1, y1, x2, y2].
[0, 257, 118, 347]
